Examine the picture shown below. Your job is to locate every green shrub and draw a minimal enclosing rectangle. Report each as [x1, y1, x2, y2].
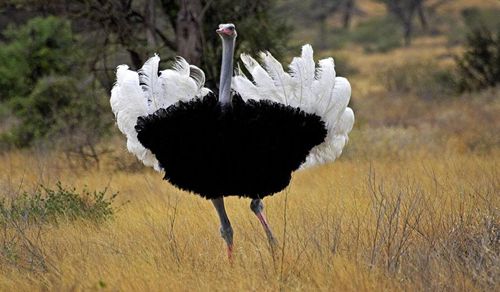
[456, 25, 500, 92]
[0, 182, 117, 225]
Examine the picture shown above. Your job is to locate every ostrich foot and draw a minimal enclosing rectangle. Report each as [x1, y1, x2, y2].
[212, 198, 234, 261]
[220, 225, 234, 261]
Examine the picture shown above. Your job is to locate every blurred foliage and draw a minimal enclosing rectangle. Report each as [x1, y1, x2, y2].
[461, 7, 500, 32]
[6, 76, 110, 148]
[457, 25, 500, 92]
[0, 16, 78, 101]
[349, 16, 403, 53]
[0, 16, 110, 153]
[305, 16, 403, 53]
[448, 7, 500, 45]
[383, 60, 456, 99]
[375, 0, 428, 46]
[332, 55, 359, 76]
[328, 16, 403, 53]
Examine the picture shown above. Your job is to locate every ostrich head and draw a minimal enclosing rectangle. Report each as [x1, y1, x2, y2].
[216, 23, 237, 39]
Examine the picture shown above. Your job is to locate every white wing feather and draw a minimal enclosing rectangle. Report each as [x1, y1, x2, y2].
[138, 54, 162, 110]
[240, 54, 282, 102]
[232, 44, 355, 168]
[110, 55, 210, 171]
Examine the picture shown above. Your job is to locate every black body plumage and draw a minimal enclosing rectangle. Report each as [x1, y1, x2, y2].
[135, 94, 327, 199]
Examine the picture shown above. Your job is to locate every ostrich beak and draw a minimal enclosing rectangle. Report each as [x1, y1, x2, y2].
[216, 28, 233, 36]
[216, 24, 236, 37]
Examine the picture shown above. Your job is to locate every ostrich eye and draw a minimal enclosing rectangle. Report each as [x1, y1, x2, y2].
[228, 27, 234, 31]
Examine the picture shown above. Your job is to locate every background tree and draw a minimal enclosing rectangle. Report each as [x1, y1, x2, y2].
[377, 0, 428, 46]
[278, 0, 359, 49]
[342, 0, 357, 29]
[309, 0, 345, 49]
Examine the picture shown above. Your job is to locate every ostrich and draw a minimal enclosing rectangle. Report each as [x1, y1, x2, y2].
[110, 24, 354, 258]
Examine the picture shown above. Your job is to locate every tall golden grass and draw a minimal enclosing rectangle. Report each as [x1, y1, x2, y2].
[0, 132, 498, 291]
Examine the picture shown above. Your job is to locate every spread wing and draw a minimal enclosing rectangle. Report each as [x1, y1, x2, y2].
[110, 55, 211, 170]
[232, 45, 354, 168]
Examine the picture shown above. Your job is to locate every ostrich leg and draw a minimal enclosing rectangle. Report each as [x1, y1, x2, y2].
[212, 198, 234, 259]
[250, 199, 277, 247]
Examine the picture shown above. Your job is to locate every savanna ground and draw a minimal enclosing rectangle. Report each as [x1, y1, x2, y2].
[1, 0, 499, 291]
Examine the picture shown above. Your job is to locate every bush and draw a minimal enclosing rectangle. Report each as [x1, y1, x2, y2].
[456, 25, 500, 92]
[0, 182, 117, 272]
[0, 182, 117, 225]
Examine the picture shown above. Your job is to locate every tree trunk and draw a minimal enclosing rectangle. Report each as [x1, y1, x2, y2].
[403, 20, 413, 46]
[385, 0, 418, 46]
[175, 0, 203, 66]
[145, 0, 157, 48]
[417, 3, 428, 31]
[342, 0, 355, 29]
[317, 17, 328, 50]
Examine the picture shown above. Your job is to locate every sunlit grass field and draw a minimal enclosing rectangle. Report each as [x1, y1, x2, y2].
[0, 132, 498, 290]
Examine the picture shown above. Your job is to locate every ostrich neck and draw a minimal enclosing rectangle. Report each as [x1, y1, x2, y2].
[219, 37, 235, 105]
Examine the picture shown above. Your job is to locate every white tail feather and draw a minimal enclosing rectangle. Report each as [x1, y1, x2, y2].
[189, 65, 206, 92]
[138, 55, 161, 110]
[110, 55, 210, 171]
[232, 44, 355, 168]
[172, 57, 190, 75]
[240, 54, 260, 73]
[260, 51, 294, 103]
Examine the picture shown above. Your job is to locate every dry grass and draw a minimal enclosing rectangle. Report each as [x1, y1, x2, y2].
[0, 137, 498, 291]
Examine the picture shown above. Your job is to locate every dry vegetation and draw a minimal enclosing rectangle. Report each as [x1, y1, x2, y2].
[0, 136, 498, 291]
[1, 0, 499, 291]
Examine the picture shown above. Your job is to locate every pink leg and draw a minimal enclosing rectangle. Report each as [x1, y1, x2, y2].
[251, 199, 277, 246]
